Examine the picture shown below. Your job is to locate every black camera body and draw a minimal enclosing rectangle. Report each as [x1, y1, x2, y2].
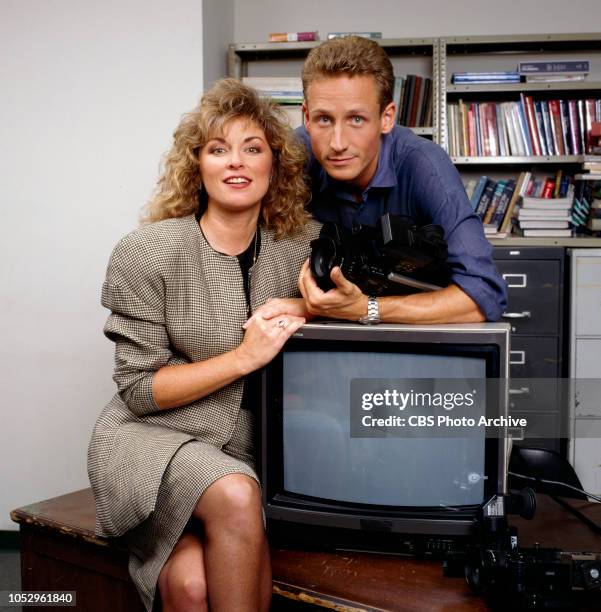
[465, 545, 601, 609]
[446, 495, 601, 609]
[309, 213, 450, 294]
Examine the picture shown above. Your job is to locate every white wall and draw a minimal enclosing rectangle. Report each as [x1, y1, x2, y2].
[233, 0, 601, 41]
[0, 0, 203, 531]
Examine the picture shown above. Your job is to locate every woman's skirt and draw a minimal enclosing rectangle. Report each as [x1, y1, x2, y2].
[122, 409, 258, 611]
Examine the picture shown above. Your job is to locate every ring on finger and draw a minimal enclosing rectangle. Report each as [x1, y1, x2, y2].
[276, 319, 288, 329]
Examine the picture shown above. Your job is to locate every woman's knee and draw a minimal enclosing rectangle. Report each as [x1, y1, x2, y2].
[159, 560, 208, 610]
[195, 474, 261, 524]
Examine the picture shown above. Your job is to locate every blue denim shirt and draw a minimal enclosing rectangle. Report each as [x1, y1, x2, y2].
[296, 125, 507, 321]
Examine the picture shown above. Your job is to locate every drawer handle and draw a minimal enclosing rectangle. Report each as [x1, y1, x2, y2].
[509, 427, 525, 441]
[502, 273, 527, 288]
[509, 387, 530, 395]
[510, 350, 526, 365]
[502, 311, 531, 319]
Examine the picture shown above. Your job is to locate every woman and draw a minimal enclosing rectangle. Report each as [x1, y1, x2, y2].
[87, 79, 320, 612]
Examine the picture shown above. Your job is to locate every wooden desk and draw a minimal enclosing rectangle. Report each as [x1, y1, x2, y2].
[11, 489, 601, 611]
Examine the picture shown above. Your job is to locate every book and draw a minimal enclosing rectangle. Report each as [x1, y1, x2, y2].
[392, 77, 404, 123]
[483, 180, 508, 224]
[475, 179, 497, 218]
[548, 100, 565, 155]
[498, 172, 530, 235]
[559, 100, 571, 154]
[541, 101, 556, 156]
[522, 94, 541, 155]
[269, 31, 318, 42]
[534, 101, 548, 156]
[525, 74, 587, 83]
[327, 31, 382, 40]
[518, 209, 571, 220]
[408, 75, 423, 127]
[516, 99, 533, 156]
[521, 195, 573, 208]
[518, 60, 590, 74]
[470, 176, 489, 211]
[568, 99, 581, 155]
[418, 78, 432, 127]
[489, 179, 517, 230]
[521, 229, 572, 237]
[452, 71, 520, 83]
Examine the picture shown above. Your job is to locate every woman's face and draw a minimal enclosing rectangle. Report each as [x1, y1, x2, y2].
[199, 117, 273, 216]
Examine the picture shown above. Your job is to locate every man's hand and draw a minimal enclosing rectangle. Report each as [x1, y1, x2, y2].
[298, 259, 368, 321]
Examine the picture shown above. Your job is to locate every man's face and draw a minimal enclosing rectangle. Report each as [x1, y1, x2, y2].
[303, 74, 395, 191]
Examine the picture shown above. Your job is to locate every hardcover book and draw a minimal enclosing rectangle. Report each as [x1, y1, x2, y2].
[518, 60, 590, 74]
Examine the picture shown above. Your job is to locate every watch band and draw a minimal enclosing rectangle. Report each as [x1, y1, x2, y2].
[358, 295, 381, 325]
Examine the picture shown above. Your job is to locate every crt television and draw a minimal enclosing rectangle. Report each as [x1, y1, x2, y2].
[261, 322, 510, 552]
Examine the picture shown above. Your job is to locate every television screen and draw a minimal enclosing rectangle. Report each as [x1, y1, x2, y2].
[282, 350, 487, 508]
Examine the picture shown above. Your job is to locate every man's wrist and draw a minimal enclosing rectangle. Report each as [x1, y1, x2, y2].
[358, 295, 380, 325]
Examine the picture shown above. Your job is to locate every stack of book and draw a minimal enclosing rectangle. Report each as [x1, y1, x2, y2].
[241, 77, 304, 128]
[518, 59, 590, 83]
[465, 171, 575, 238]
[452, 71, 520, 84]
[447, 96, 601, 157]
[514, 172, 574, 237]
[393, 75, 433, 128]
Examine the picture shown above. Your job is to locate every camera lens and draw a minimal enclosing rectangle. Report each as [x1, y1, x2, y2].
[310, 236, 338, 289]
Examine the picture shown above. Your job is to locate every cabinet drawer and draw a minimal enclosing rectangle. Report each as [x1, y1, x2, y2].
[508, 379, 561, 413]
[509, 336, 559, 378]
[574, 256, 601, 336]
[495, 260, 561, 335]
[509, 411, 562, 454]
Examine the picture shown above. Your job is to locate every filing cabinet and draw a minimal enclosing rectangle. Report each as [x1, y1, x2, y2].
[569, 249, 601, 497]
[493, 247, 566, 453]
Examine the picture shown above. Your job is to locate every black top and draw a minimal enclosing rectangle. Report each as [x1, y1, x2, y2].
[195, 210, 262, 412]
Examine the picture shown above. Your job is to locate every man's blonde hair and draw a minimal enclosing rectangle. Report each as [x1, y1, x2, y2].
[302, 36, 394, 111]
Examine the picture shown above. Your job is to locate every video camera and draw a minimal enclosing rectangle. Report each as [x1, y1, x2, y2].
[309, 213, 450, 295]
[444, 494, 601, 609]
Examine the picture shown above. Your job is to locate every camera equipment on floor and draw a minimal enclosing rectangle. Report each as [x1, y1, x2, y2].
[443, 492, 601, 609]
[309, 213, 450, 294]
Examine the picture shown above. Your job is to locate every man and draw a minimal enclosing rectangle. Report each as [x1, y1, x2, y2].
[255, 36, 507, 326]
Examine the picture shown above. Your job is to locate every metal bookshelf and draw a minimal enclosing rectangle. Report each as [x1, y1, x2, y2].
[447, 82, 601, 94]
[439, 32, 601, 152]
[452, 155, 583, 165]
[228, 37, 440, 142]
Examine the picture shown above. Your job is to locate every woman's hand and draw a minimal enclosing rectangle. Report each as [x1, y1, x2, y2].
[235, 314, 305, 373]
[243, 298, 311, 328]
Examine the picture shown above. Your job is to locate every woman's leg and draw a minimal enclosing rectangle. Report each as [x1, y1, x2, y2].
[157, 531, 208, 612]
[192, 473, 272, 612]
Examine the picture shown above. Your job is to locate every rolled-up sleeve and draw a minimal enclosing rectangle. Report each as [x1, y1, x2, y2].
[101, 238, 177, 416]
[408, 148, 508, 321]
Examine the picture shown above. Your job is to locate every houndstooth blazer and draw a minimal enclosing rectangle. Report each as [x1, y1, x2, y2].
[87, 214, 321, 538]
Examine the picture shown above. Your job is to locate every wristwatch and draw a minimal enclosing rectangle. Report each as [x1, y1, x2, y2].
[358, 295, 381, 325]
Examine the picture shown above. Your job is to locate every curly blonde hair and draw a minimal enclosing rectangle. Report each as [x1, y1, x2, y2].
[142, 78, 310, 238]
